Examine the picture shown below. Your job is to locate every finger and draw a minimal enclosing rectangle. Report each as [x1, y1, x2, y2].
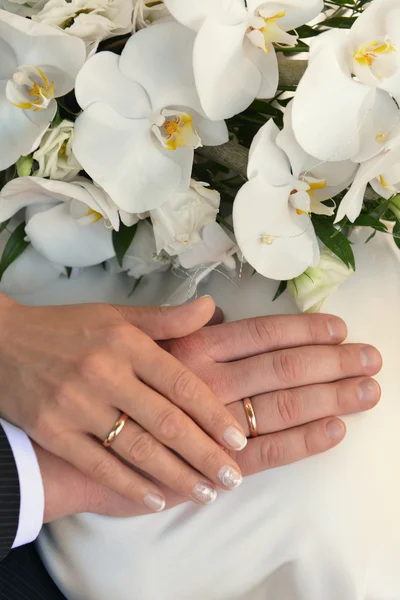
[112, 296, 216, 340]
[53, 433, 167, 512]
[101, 412, 219, 505]
[117, 379, 244, 491]
[202, 314, 348, 362]
[206, 306, 224, 327]
[228, 378, 381, 436]
[134, 340, 248, 452]
[219, 343, 382, 400]
[236, 418, 346, 477]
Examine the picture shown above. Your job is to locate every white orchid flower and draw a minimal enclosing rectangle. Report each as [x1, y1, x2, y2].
[0, 10, 86, 171]
[336, 136, 400, 223]
[150, 180, 220, 256]
[32, 0, 133, 54]
[164, 0, 323, 120]
[33, 120, 82, 181]
[0, 177, 120, 267]
[277, 101, 357, 216]
[292, 0, 400, 163]
[73, 21, 228, 213]
[132, 0, 170, 31]
[288, 250, 354, 314]
[0, 224, 64, 295]
[122, 221, 172, 279]
[233, 119, 321, 281]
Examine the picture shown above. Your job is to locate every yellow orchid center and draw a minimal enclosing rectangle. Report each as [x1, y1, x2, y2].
[248, 10, 297, 53]
[152, 109, 202, 151]
[260, 234, 275, 245]
[307, 179, 327, 195]
[376, 131, 388, 144]
[86, 208, 103, 223]
[354, 39, 396, 67]
[8, 66, 55, 112]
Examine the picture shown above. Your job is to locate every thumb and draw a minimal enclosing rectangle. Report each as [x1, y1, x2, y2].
[112, 296, 217, 340]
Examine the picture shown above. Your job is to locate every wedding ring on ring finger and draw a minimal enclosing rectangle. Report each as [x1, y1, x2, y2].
[243, 397, 258, 438]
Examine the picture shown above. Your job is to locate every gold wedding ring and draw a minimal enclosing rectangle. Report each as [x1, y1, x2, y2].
[103, 412, 129, 448]
[242, 397, 258, 438]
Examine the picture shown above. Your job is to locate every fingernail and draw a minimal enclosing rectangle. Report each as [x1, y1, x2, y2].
[360, 346, 382, 370]
[217, 466, 242, 490]
[358, 379, 380, 405]
[223, 426, 247, 451]
[326, 419, 345, 442]
[193, 482, 218, 505]
[327, 318, 346, 341]
[201, 295, 213, 299]
[144, 493, 166, 512]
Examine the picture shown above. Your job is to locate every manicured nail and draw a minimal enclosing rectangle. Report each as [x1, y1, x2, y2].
[360, 346, 382, 370]
[327, 318, 346, 341]
[326, 419, 345, 442]
[223, 426, 247, 451]
[358, 379, 380, 405]
[201, 295, 213, 299]
[144, 493, 166, 512]
[217, 466, 242, 490]
[193, 482, 218, 504]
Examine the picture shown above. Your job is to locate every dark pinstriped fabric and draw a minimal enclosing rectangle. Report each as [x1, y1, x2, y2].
[0, 424, 20, 563]
[0, 544, 66, 599]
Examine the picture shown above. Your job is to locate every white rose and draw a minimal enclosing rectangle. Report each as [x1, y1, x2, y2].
[150, 180, 220, 257]
[0, 0, 46, 17]
[288, 251, 354, 313]
[33, 120, 82, 181]
[32, 0, 133, 52]
[122, 221, 172, 279]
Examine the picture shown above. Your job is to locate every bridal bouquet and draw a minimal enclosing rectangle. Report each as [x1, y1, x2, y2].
[0, 0, 398, 310]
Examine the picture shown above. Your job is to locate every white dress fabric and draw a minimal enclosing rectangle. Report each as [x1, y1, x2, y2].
[16, 228, 399, 600]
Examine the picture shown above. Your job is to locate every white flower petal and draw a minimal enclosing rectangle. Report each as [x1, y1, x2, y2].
[75, 51, 151, 118]
[164, 0, 245, 31]
[73, 102, 190, 213]
[233, 176, 319, 280]
[193, 17, 261, 120]
[243, 38, 278, 99]
[178, 222, 235, 269]
[292, 29, 375, 161]
[25, 202, 115, 266]
[248, 118, 292, 184]
[191, 111, 228, 146]
[119, 21, 202, 115]
[246, 0, 323, 30]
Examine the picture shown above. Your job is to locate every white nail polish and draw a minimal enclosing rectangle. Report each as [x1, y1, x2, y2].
[223, 426, 247, 451]
[193, 483, 217, 505]
[218, 466, 242, 490]
[144, 493, 166, 512]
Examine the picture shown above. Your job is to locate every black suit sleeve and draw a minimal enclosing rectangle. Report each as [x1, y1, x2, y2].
[0, 423, 20, 562]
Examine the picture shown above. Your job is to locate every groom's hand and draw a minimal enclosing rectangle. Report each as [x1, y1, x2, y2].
[36, 312, 382, 520]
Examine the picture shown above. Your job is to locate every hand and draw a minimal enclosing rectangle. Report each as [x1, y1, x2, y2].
[0, 295, 247, 512]
[36, 312, 382, 521]
[164, 312, 382, 476]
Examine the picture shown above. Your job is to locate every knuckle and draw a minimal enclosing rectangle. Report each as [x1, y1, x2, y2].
[105, 324, 132, 348]
[275, 389, 301, 425]
[303, 429, 318, 456]
[91, 458, 113, 482]
[260, 437, 285, 469]
[171, 368, 200, 403]
[272, 351, 306, 384]
[127, 431, 156, 464]
[155, 408, 186, 443]
[247, 317, 282, 349]
[79, 352, 107, 380]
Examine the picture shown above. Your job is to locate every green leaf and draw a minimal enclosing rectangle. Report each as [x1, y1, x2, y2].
[393, 220, 400, 251]
[65, 266, 73, 279]
[0, 222, 29, 281]
[295, 24, 320, 38]
[0, 165, 16, 191]
[321, 16, 357, 28]
[112, 223, 137, 267]
[365, 230, 377, 244]
[0, 220, 9, 235]
[273, 280, 288, 302]
[312, 216, 355, 270]
[353, 214, 388, 232]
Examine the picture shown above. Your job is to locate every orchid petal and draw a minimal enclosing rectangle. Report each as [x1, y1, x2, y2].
[25, 202, 115, 267]
[292, 29, 375, 161]
[75, 51, 151, 118]
[164, 0, 246, 31]
[179, 222, 235, 268]
[246, 0, 323, 30]
[248, 119, 292, 184]
[243, 38, 278, 99]
[233, 176, 319, 280]
[73, 102, 192, 213]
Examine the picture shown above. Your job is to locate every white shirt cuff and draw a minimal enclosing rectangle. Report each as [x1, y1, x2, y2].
[0, 419, 45, 548]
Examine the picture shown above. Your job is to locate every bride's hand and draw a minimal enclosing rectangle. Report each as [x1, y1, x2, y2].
[36, 311, 382, 521]
[0, 295, 248, 511]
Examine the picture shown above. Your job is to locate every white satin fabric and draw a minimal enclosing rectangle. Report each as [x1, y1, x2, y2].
[19, 228, 399, 600]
